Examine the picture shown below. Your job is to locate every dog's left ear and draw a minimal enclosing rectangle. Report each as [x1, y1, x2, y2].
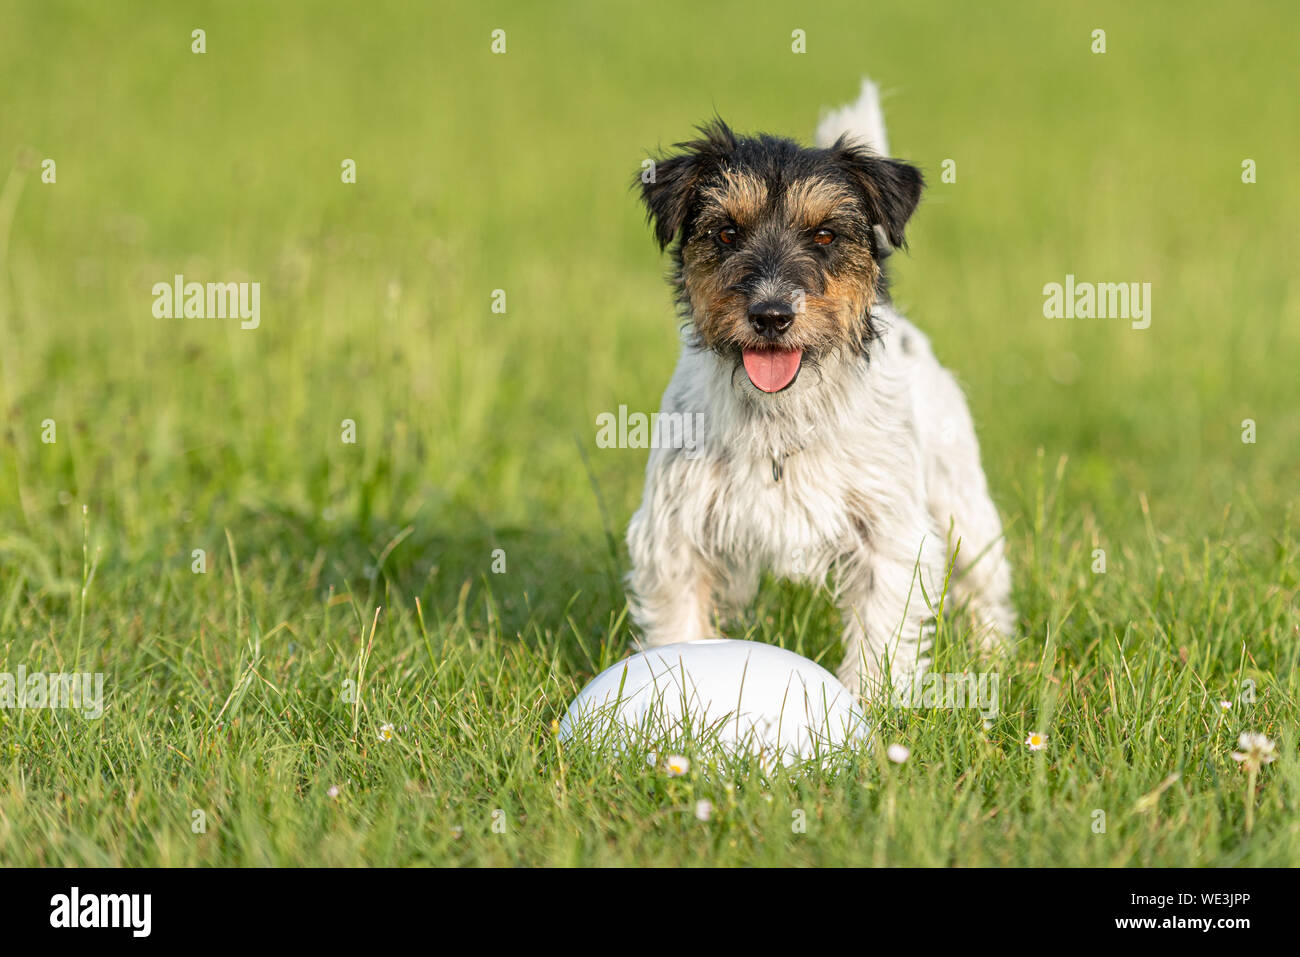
[834, 138, 924, 251]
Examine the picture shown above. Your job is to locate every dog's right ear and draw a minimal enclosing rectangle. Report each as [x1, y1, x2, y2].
[637, 120, 735, 250]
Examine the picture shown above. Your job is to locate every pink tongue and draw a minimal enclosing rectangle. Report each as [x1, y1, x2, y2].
[742, 347, 802, 392]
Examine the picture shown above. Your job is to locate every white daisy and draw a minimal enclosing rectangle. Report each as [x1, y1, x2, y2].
[664, 754, 691, 777]
[1231, 732, 1276, 769]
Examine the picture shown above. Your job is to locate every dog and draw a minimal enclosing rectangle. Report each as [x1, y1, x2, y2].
[625, 80, 1015, 699]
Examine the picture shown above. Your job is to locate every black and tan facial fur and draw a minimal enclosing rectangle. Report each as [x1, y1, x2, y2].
[638, 120, 923, 392]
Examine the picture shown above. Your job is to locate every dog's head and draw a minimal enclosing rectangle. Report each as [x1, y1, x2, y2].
[637, 121, 922, 394]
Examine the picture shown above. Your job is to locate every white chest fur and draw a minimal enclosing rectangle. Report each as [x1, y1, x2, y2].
[649, 315, 928, 585]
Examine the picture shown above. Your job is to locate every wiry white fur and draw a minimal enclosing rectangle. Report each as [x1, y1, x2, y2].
[626, 82, 1015, 699]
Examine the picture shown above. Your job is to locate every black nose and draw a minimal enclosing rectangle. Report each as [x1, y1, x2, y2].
[747, 300, 795, 340]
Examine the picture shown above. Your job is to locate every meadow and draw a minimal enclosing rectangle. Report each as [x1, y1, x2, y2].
[0, 0, 1297, 866]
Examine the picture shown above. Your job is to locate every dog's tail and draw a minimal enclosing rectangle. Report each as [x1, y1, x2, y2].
[815, 78, 889, 154]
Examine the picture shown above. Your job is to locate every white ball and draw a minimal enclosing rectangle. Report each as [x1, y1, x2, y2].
[558, 639, 869, 766]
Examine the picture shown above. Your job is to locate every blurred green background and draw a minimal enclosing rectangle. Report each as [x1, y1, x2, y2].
[3, 0, 1296, 562]
[0, 1, 1297, 865]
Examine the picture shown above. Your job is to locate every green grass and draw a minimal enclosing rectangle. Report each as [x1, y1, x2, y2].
[1, 0, 1297, 865]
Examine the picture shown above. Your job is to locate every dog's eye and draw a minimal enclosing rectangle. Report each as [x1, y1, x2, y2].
[813, 228, 835, 246]
[716, 227, 738, 246]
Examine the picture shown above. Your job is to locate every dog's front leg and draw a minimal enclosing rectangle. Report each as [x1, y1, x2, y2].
[833, 537, 943, 700]
[625, 502, 717, 648]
